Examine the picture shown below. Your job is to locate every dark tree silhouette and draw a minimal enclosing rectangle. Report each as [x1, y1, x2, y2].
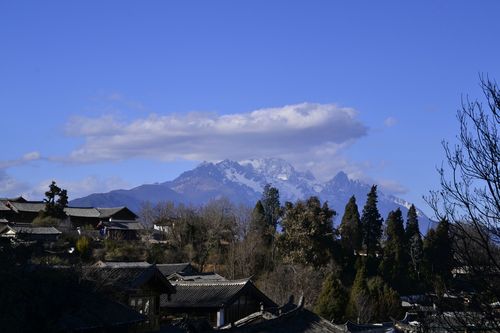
[426, 76, 500, 330]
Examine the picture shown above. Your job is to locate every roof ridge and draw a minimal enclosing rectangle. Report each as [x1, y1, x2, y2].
[173, 278, 249, 286]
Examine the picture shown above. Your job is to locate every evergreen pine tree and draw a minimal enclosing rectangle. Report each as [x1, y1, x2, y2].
[339, 196, 362, 255]
[315, 272, 348, 322]
[42, 181, 68, 219]
[405, 204, 423, 287]
[249, 200, 270, 244]
[261, 184, 281, 231]
[423, 219, 453, 292]
[347, 263, 372, 323]
[279, 196, 336, 267]
[360, 185, 383, 257]
[379, 209, 407, 292]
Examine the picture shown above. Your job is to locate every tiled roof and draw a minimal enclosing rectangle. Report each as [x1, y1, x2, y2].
[161, 279, 276, 309]
[98, 207, 138, 219]
[169, 272, 227, 282]
[225, 308, 342, 333]
[157, 263, 198, 277]
[10, 226, 62, 235]
[83, 265, 175, 294]
[0, 196, 27, 202]
[64, 207, 101, 218]
[95, 261, 152, 268]
[8, 201, 45, 213]
[105, 220, 144, 230]
[0, 201, 10, 211]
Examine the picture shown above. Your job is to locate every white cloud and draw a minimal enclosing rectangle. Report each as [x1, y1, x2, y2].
[64, 103, 368, 166]
[384, 116, 397, 127]
[376, 179, 408, 195]
[0, 170, 30, 198]
[0, 151, 41, 169]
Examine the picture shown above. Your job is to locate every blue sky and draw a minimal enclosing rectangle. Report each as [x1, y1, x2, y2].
[1, 1, 499, 216]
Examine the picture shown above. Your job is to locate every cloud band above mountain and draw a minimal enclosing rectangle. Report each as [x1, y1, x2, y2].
[65, 103, 367, 165]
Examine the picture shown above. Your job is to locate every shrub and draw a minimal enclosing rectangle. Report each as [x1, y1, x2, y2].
[76, 236, 91, 260]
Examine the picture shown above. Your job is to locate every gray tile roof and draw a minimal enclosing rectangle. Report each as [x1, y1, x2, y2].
[225, 307, 342, 333]
[10, 225, 62, 235]
[169, 272, 227, 282]
[83, 265, 175, 294]
[98, 207, 138, 219]
[105, 220, 144, 230]
[64, 207, 101, 217]
[8, 201, 45, 213]
[0, 196, 27, 202]
[0, 201, 10, 211]
[161, 279, 276, 309]
[95, 261, 152, 268]
[157, 263, 198, 277]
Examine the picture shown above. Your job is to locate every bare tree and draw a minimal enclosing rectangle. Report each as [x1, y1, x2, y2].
[426, 76, 500, 330]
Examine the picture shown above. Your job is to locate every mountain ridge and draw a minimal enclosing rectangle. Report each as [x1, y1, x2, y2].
[70, 158, 435, 232]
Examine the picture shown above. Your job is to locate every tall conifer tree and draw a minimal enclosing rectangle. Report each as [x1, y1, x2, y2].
[406, 204, 423, 285]
[339, 196, 362, 255]
[360, 185, 383, 256]
[379, 209, 407, 292]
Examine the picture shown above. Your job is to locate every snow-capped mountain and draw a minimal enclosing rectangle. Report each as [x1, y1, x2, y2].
[71, 158, 435, 232]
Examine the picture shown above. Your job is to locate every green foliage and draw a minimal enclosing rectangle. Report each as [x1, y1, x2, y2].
[347, 260, 402, 323]
[315, 272, 348, 322]
[366, 276, 403, 322]
[360, 185, 383, 257]
[347, 263, 371, 323]
[261, 184, 282, 231]
[147, 243, 167, 263]
[43, 181, 68, 219]
[406, 205, 423, 290]
[339, 195, 362, 255]
[278, 196, 336, 267]
[247, 200, 274, 274]
[423, 219, 453, 291]
[249, 200, 271, 245]
[76, 236, 91, 260]
[32, 214, 61, 227]
[104, 240, 146, 261]
[379, 209, 408, 292]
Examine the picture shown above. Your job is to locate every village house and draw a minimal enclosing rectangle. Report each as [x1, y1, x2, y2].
[83, 262, 176, 332]
[0, 224, 62, 242]
[0, 196, 143, 239]
[160, 278, 277, 328]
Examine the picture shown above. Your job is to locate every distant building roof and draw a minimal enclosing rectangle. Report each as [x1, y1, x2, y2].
[64, 207, 101, 218]
[94, 261, 152, 268]
[0, 201, 11, 211]
[217, 297, 341, 333]
[83, 265, 175, 295]
[98, 207, 138, 219]
[161, 278, 276, 309]
[169, 272, 227, 282]
[8, 225, 62, 235]
[7, 201, 45, 213]
[0, 196, 27, 203]
[157, 263, 199, 277]
[104, 220, 144, 230]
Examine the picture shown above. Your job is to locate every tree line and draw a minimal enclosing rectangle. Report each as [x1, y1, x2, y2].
[140, 183, 455, 323]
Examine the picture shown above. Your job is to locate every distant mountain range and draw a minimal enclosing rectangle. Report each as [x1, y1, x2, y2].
[70, 158, 435, 232]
